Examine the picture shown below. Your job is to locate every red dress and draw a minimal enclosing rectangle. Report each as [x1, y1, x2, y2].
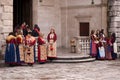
[47, 32, 57, 59]
[90, 34, 98, 57]
[38, 37, 47, 63]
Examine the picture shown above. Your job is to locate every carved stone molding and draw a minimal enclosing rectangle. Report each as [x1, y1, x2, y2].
[75, 15, 92, 22]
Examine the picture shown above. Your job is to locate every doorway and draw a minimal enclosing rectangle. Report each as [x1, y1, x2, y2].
[79, 22, 89, 36]
[13, 0, 32, 30]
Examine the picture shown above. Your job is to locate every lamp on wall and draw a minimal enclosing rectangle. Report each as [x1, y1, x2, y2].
[91, 0, 94, 5]
[39, 0, 42, 2]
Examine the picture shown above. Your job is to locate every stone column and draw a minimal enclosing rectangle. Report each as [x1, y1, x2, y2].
[108, 0, 120, 51]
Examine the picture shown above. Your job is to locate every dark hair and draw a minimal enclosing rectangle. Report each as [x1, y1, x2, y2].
[111, 32, 116, 41]
[100, 29, 104, 34]
[90, 30, 95, 35]
[9, 32, 14, 36]
[27, 32, 32, 35]
[26, 25, 30, 29]
[34, 24, 40, 31]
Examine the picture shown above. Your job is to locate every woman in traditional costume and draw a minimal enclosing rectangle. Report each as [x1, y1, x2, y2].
[37, 33, 47, 63]
[31, 24, 40, 62]
[99, 29, 106, 42]
[32, 24, 40, 37]
[96, 38, 105, 60]
[5, 32, 17, 66]
[16, 31, 24, 63]
[20, 22, 27, 37]
[105, 38, 112, 60]
[96, 29, 100, 38]
[47, 28, 57, 60]
[110, 33, 117, 60]
[90, 30, 98, 57]
[25, 32, 36, 66]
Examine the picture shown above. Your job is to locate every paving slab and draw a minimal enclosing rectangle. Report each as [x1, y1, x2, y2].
[0, 48, 120, 80]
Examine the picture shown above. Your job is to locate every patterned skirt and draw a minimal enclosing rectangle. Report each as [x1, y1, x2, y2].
[24, 46, 35, 64]
[47, 42, 57, 59]
[38, 45, 47, 63]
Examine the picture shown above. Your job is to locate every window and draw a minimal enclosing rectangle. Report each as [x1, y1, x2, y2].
[79, 22, 89, 36]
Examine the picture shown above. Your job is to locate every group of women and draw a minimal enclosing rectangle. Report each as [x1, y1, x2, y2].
[90, 29, 117, 60]
[5, 22, 57, 66]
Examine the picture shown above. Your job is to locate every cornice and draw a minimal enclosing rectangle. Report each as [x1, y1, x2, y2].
[61, 4, 107, 10]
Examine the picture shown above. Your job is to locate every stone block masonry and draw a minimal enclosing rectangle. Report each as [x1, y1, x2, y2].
[108, 0, 120, 53]
[0, 0, 13, 50]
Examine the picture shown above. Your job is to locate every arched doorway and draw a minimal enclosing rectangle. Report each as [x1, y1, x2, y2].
[13, 0, 33, 30]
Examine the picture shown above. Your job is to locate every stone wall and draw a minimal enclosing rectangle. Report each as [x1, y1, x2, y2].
[0, 0, 13, 50]
[0, 0, 108, 49]
[36, 0, 108, 48]
[108, 0, 120, 51]
[61, 0, 107, 48]
[0, 0, 13, 33]
[38, 0, 61, 47]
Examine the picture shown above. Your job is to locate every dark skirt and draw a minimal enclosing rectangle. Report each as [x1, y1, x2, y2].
[111, 46, 117, 60]
[16, 45, 21, 63]
[5, 44, 17, 64]
[105, 45, 112, 60]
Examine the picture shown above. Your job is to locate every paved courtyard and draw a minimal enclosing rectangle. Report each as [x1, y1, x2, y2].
[0, 48, 120, 80]
[0, 60, 120, 80]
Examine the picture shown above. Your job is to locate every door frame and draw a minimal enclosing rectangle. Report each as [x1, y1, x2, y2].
[13, 0, 33, 30]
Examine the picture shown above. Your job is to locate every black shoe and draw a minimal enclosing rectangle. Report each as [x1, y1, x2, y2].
[39, 62, 45, 64]
[28, 63, 33, 66]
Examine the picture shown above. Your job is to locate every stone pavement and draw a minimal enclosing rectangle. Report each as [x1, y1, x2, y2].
[0, 48, 120, 80]
[0, 60, 120, 80]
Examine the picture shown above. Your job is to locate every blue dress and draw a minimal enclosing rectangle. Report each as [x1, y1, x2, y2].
[5, 42, 17, 63]
[5, 35, 19, 64]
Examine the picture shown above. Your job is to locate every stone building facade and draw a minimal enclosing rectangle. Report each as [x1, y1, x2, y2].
[108, 0, 120, 51]
[0, 0, 109, 49]
[0, 0, 13, 51]
[0, 0, 13, 35]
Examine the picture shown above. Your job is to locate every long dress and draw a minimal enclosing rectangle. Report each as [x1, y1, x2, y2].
[47, 32, 57, 59]
[111, 37, 117, 59]
[90, 35, 98, 57]
[24, 36, 36, 64]
[16, 35, 24, 63]
[38, 37, 47, 63]
[105, 38, 112, 60]
[31, 27, 40, 61]
[5, 35, 18, 64]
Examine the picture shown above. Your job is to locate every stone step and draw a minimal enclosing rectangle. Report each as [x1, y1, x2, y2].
[55, 56, 91, 60]
[48, 57, 96, 63]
